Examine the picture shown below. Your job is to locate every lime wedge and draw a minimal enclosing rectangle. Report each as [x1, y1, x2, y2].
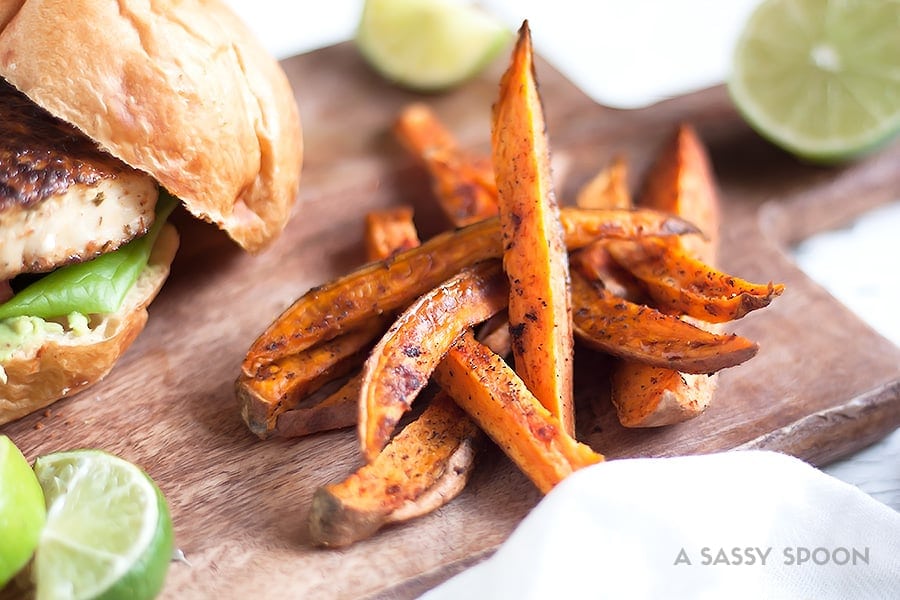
[0, 435, 45, 588]
[356, 0, 512, 92]
[31, 450, 173, 600]
[728, 0, 900, 162]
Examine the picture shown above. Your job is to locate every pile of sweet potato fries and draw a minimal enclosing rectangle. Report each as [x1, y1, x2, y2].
[236, 22, 784, 547]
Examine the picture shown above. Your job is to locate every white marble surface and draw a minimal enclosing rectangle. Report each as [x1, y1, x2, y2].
[222, 0, 899, 510]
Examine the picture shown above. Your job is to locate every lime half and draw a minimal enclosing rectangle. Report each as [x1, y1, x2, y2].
[728, 0, 900, 162]
[31, 450, 173, 600]
[356, 0, 512, 92]
[0, 435, 45, 588]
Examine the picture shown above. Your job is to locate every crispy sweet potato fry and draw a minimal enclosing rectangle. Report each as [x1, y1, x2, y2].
[309, 392, 482, 547]
[359, 260, 508, 461]
[576, 156, 631, 210]
[425, 151, 499, 226]
[570, 273, 758, 373]
[638, 123, 720, 260]
[434, 332, 602, 494]
[364, 206, 421, 260]
[395, 103, 498, 226]
[611, 364, 717, 427]
[610, 124, 726, 427]
[492, 22, 575, 434]
[271, 374, 362, 438]
[236, 319, 387, 438]
[243, 207, 698, 374]
[393, 103, 458, 154]
[606, 237, 785, 322]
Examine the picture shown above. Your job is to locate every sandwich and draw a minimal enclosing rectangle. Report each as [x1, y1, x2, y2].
[0, 0, 303, 424]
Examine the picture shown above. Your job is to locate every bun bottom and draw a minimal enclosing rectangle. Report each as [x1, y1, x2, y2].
[0, 224, 179, 425]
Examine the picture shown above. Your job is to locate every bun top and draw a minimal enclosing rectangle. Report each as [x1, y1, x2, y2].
[0, 0, 302, 253]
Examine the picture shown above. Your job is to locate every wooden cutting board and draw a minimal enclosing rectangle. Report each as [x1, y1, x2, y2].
[3, 42, 900, 599]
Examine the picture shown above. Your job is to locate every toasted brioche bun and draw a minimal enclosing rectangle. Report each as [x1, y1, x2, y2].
[0, 0, 302, 253]
[0, 225, 179, 425]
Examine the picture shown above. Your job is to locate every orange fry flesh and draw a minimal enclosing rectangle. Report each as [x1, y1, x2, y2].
[359, 260, 509, 461]
[395, 103, 499, 227]
[576, 156, 631, 210]
[492, 21, 575, 435]
[434, 332, 602, 494]
[612, 365, 717, 428]
[393, 103, 458, 155]
[364, 206, 421, 261]
[638, 123, 720, 261]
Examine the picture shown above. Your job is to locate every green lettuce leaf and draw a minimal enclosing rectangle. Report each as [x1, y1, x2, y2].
[0, 191, 178, 321]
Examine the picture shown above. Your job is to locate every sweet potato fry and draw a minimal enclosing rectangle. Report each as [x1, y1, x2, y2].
[606, 237, 785, 322]
[424, 151, 499, 226]
[570, 273, 758, 373]
[304, 209, 483, 547]
[364, 206, 421, 260]
[570, 243, 646, 302]
[638, 123, 720, 261]
[610, 124, 727, 427]
[243, 207, 698, 374]
[359, 260, 508, 461]
[309, 392, 482, 547]
[492, 21, 575, 434]
[434, 332, 602, 494]
[393, 103, 458, 155]
[576, 155, 631, 210]
[236, 319, 387, 438]
[611, 365, 717, 427]
[271, 374, 362, 438]
[571, 156, 645, 301]
[394, 103, 498, 226]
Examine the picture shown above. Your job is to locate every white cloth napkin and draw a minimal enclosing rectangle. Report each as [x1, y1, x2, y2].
[420, 451, 900, 600]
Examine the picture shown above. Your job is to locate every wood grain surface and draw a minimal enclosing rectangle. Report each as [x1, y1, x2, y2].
[3, 42, 900, 599]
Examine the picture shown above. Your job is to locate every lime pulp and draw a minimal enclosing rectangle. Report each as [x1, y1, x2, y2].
[31, 450, 173, 600]
[355, 0, 512, 92]
[728, 0, 900, 162]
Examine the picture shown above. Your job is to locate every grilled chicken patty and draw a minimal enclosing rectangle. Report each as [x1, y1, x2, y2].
[0, 79, 158, 282]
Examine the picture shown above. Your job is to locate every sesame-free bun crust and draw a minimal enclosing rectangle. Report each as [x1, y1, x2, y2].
[0, 0, 302, 253]
[0, 225, 179, 425]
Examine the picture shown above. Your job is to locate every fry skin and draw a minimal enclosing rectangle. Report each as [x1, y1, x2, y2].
[492, 21, 575, 434]
[309, 392, 482, 547]
[236, 319, 387, 438]
[308, 210, 484, 547]
[575, 155, 631, 210]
